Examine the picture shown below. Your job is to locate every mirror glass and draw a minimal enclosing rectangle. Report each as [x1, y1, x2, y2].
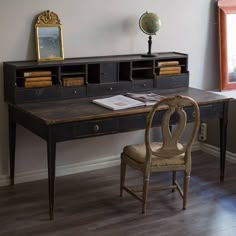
[226, 14, 236, 83]
[218, 0, 236, 90]
[35, 10, 64, 62]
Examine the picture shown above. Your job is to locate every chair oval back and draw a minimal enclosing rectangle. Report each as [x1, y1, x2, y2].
[145, 95, 200, 161]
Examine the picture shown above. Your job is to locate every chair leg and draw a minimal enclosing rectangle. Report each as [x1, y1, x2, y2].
[183, 171, 190, 210]
[120, 157, 126, 197]
[142, 172, 150, 213]
[172, 171, 176, 192]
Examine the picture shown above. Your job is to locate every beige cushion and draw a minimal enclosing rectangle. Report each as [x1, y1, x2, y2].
[123, 142, 185, 166]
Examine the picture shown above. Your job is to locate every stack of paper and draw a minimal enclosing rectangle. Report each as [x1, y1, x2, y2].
[126, 93, 164, 106]
[92, 95, 144, 110]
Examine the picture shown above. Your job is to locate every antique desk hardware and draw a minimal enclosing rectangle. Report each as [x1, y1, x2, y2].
[3, 52, 230, 219]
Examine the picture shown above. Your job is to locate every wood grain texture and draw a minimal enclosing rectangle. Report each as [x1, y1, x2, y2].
[15, 87, 230, 125]
[0, 151, 236, 236]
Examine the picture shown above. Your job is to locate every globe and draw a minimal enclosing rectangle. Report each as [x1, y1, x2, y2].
[139, 12, 161, 57]
[139, 12, 161, 35]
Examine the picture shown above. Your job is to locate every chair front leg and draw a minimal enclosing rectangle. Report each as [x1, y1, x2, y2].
[142, 171, 150, 213]
[183, 171, 190, 210]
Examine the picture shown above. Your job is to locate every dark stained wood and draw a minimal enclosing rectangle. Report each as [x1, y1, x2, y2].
[7, 87, 231, 219]
[4, 52, 189, 104]
[220, 100, 229, 181]
[8, 109, 16, 186]
[4, 52, 231, 219]
[14, 87, 230, 125]
[0, 151, 236, 236]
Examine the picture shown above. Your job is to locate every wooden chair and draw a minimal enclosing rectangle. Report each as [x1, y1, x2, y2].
[120, 95, 200, 213]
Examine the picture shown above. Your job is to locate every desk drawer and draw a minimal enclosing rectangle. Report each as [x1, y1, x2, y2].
[60, 86, 86, 99]
[154, 73, 189, 89]
[132, 79, 154, 91]
[55, 118, 119, 141]
[87, 82, 131, 97]
[119, 112, 167, 131]
[15, 87, 60, 103]
[119, 114, 147, 131]
[182, 103, 224, 123]
[199, 103, 224, 120]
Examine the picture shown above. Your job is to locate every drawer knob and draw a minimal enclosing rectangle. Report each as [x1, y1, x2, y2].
[109, 87, 113, 91]
[93, 124, 100, 132]
[73, 90, 77, 94]
[143, 84, 146, 87]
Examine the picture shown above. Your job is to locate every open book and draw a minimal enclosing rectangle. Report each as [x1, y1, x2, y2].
[126, 92, 164, 106]
[92, 93, 163, 110]
[93, 95, 144, 110]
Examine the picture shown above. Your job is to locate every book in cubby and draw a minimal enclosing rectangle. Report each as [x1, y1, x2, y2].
[23, 79, 52, 88]
[62, 77, 84, 87]
[157, 60, 179, 67]
[156, 60, 182, 75]
[20, 71, 53, 88]
[21, 71, 52, 77]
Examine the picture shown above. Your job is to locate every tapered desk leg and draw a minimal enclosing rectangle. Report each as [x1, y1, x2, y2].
[220, 101, 229, 182]
[47, 127, 56, 220]
[8, 108, 16, 186]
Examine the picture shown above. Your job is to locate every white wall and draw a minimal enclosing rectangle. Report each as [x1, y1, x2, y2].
[0, 0, 219, 180]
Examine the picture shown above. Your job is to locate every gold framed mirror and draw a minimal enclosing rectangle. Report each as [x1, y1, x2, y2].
[218, 0, 236, 90]
[35, 10, 64, 62]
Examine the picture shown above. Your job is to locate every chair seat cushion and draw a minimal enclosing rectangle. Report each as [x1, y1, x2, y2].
[123, 142, 185, 166]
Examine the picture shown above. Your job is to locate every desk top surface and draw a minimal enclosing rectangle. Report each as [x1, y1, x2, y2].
[11, 87, 231, 125]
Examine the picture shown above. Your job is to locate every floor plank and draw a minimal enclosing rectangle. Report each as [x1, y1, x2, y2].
[0, 151, 236, 236]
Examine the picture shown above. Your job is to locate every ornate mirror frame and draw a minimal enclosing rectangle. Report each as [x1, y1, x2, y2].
[35, 10, 64, 62]
[218, 0, 236, 90]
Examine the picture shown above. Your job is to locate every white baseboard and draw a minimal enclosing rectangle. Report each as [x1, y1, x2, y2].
[200, 142, 236, 163]
[0, 141, 235, 187]
[0, 175, 9, 187]
[0, 156, 120, 186]
[192, 141, 201, 152]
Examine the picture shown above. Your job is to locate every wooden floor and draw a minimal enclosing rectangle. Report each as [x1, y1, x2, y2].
[0, 151, 236, 236]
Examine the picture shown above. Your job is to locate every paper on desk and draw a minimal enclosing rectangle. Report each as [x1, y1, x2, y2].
[92, 95, 144, 110]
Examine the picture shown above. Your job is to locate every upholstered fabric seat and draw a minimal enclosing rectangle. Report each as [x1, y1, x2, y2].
[120, 95, 200, 213]
[123, 142, 185, 166]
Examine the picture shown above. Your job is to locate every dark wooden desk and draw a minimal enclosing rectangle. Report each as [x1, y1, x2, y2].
[8, 87, 230, 219]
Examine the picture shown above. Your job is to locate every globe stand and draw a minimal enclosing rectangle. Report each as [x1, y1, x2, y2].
[141, 35, 156, 57]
